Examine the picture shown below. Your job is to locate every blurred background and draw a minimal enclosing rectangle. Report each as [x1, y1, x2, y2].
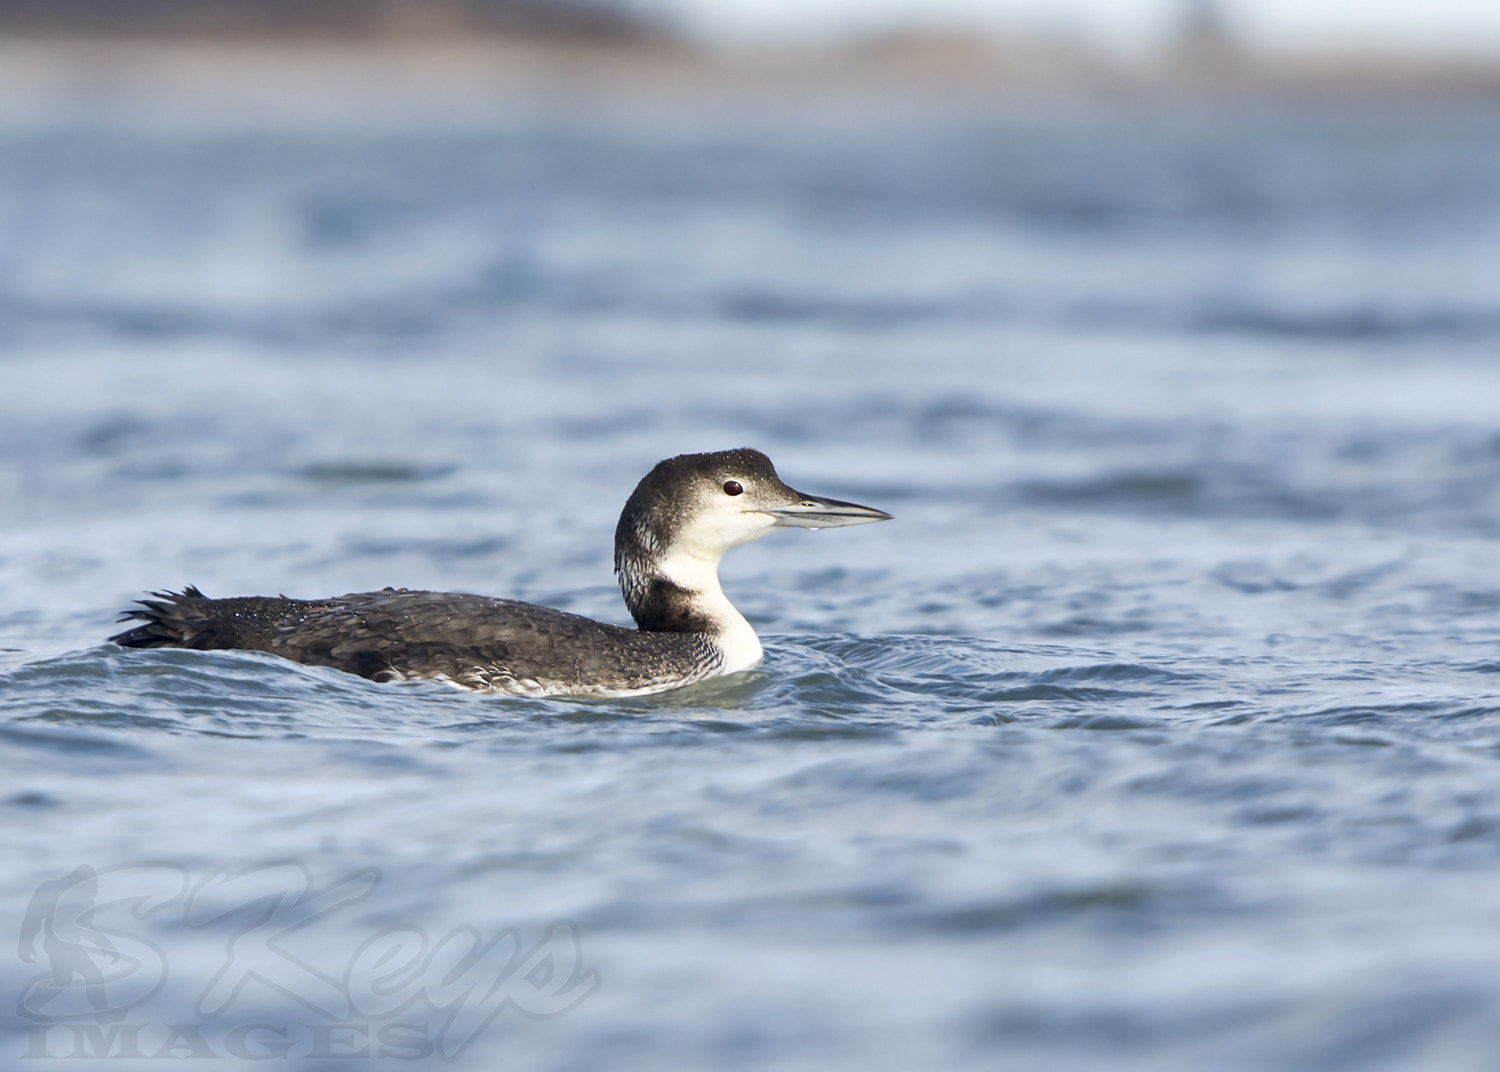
[4, 4, 1500, 1072]
[2, 0, 1500, 117]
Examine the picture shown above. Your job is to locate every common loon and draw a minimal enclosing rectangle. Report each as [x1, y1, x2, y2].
[110, 449, 891, 697]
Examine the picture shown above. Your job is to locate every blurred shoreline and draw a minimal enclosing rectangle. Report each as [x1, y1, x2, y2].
[1, 32, 1498, 125]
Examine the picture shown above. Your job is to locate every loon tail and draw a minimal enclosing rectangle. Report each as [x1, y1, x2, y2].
[109, 587, 211, 648]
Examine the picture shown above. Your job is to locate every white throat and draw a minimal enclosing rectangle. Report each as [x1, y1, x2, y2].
[652, 546, 763, 673]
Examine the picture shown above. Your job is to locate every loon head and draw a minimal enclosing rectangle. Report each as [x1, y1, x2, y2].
[613, 448, 891, 641]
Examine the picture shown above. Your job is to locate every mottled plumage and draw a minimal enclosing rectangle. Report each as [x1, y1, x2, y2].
[111, 449, 890, 697]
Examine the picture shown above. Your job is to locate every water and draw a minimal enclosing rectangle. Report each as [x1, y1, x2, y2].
[3, 99, 1500, 1070]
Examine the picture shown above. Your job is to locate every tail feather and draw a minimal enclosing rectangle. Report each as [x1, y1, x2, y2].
[109, 586, 209, 648]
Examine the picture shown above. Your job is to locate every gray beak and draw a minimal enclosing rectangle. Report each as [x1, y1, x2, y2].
[768, 492, 893, 529]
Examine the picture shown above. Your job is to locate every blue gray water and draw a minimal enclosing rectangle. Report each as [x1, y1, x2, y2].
[4, 100, 1500, 1070]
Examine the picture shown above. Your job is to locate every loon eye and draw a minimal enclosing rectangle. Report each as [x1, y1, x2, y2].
[723, 480, 744, 496]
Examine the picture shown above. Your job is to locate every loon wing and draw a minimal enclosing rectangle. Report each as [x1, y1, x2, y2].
[110, 587, 715, 694]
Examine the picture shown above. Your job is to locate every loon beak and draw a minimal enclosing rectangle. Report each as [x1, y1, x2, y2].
[768, 492, 893, 530]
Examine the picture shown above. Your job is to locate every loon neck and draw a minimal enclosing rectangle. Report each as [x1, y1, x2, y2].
[616, 548, 763, 672]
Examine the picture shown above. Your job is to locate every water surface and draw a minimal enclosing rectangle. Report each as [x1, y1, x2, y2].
[3, 101, 1500, 1070]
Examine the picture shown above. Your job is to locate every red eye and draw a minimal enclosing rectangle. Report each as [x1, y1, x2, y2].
[723, 480, 744, 496]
